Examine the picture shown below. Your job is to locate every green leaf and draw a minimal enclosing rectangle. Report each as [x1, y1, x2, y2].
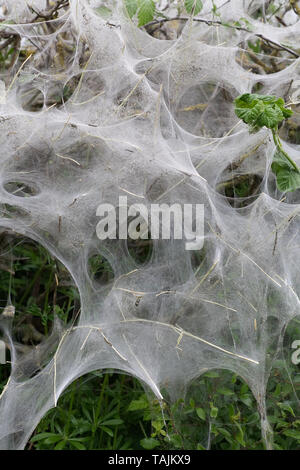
[185, 0, 203, 15]
[275, 168, 300, 192]
[271, 148, 300, 192]
[210, 405, 218, 418]
[137, 0, 156, 26]
[70, 440, 86, 450]
[124, 0, 138, 18]
[54, 440, 66, 450]
[273, 383, 282, 397]
[43, 435, 63, 445]
[234, 93, 293, 131]
[203, 371, 219, 378]
[196, 407, 206, 420]
[271, 148, 294, 174]
[235, 93, 300, 193]
[278, 402, 296, 417]
[169, 433, 182, 447]
[101, 418, 124, 426]
[248, 40, 261, 53]
[259, 105, 284, 129]
[196, 443, 206, 450]
[240, 383, 249, 394]
[235, 430, 245, 447]
[152, 419, 164, 432]
[100, 425, 114, 437]
[128, 395, 149, 411]
[140, 437, 160, 449]
[217, 387, 235, 396]
[240, 395, 253, 408]
[189, 398, 195, 408]
[283, 429, 300, 441]
[217, 427, 232, 439]
[238, 17, 253, 30]
[30, 432, 60, 443]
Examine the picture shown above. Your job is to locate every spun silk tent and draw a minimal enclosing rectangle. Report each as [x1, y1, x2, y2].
[0, 0, 299, 449]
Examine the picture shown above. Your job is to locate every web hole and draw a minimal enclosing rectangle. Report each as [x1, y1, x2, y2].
[3, 181, 39, 198]
[19, 85, 44, 112]
[88, 253, 114, 286]
[174, 82, 239, 138]
[236, 39, 296, 75]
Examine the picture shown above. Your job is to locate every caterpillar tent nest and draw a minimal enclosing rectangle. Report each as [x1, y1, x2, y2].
[0, 0, 299, 449]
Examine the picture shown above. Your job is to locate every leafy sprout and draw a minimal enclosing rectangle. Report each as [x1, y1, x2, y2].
[234, 93, 300, 193]
[124, 0, 203, 27]
[184, 0, 203, 16]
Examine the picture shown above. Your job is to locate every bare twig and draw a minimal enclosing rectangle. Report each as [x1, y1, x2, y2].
[28, 0, 69, 21]
[0, 36, 15, 51]
[142, 16, 300, 58]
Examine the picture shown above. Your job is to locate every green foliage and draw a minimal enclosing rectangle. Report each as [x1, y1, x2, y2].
[184, 0, 203, 16]
[232, 17, 253, 29]
[271, 148, 300, 192]
[126, 369, 299, 450]
[0, 236, 79, 340]
[124, 0, 203, 27]
[140, 437, 160, 449]
[1, 0, 300, 453]
[124, 0, 138, 19]
[234, 93, 300, 193]
[248, 39, 262, 54]
[124, 0, 156, 26]
[234, 93, 293, 133]
[137, 0, 156, 26]
[1, 314, 299, 451]
[0, 228, 299, 452]
[16, 368, 297, 450]
[28, 373, 148, 450]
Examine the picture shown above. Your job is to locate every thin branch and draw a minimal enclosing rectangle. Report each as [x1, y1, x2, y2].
[142, 16, 300, 58]
[0, 36, 15, 51]
[28, 0, 69, 21]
